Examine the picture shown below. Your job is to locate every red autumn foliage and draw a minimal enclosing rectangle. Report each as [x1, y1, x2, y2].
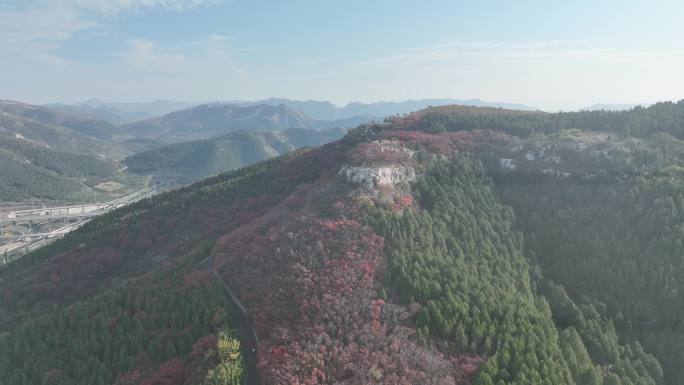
[115, 369, 143, 385]
[154, 358, 186, 385]
[4, 139, 487, 384]
[115, 359, 186, 385]
[378, 129, 512, 157]
[211, 164, 472, 383]
[454, 356, 487, 380]
[190, 334, 217, 360]
[370, 299, 386, 336]
[1, 190, 286, 310]
[390, 195, 414, 212]
[379, 130, 468, 155]
[348, 141, 413, 166]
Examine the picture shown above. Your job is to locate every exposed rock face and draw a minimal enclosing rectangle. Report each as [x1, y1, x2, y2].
[340, 165, 416, 189]
[499, 158, 516, 170]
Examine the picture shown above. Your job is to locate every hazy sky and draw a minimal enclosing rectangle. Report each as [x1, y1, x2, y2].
[1, 0, 683, 110]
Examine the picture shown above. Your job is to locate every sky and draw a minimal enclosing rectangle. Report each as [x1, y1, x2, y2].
[1, 0, 683, 111]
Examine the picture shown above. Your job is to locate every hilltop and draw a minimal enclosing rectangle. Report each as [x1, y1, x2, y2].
[235, 97, 538, 120]
[3, 102, 684, 384]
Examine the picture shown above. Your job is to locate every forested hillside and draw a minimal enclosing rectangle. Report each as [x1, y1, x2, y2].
[0, 153, 300, 384]
[0, 248, 246, 385]
[495, 174, 684, 384]
[0, 99, 356, 201]
[0, 135, 123, 202]
[0, 102, 154, 202]
[0, 100, 119, 140]
[0, 101, 122, 156]
[2, 102, 684, 383]
[390, 101, 684, 385]
[405, 100, 684, 139]
[370, 156, 660, 385]
[124, 127, 346, 184]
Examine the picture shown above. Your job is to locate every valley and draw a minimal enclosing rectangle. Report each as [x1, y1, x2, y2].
[0, 188, 157, 264]
[0, 99, 407, 204]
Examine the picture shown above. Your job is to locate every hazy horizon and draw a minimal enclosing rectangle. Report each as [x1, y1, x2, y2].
[2, 0, 682, 111]
[1, 96, 658, 114]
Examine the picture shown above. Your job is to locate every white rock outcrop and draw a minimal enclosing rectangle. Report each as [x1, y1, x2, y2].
[340, 165, 416, 189]
[499, 158, 516, 170]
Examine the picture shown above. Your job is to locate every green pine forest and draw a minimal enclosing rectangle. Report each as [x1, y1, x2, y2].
[0, 251, 245, 385]
[0, 135, 118, 202]
[370, 156, 662, 385]
[0, 155, 295, 384]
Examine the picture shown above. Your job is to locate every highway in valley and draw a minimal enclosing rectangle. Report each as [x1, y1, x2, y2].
[0, 188, 157, 264]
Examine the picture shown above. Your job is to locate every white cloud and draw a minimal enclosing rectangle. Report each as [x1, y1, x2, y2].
[0, 0, 223, 45]
[207, 34, 232, 42]
[0, 4, 92, 75]
[0, 0, 228, 103]
[2, 0, 682, 111]
[0, 5, 94, 49]
[0, 0, 222, 64]
[70, 0, 223, 14]
[122, 39, 187, 73]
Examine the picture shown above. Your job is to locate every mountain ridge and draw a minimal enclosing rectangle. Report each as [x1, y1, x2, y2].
[124, 127, 347, 184]
[235, 97, 539, 120]
[49, 97, 538, 124]
[4, 102, 684, 384]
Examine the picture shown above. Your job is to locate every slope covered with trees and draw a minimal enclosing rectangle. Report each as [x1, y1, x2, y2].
[0, 247, 245, 385]
[0, 101, 122, 156]
[494, 170, 684, 385]
[403, 101, 684, 139]
[0, 135, 121, 202]
[388, 102, 684, 384]
[0, 101, 153, 202]
[0, 100, 119, 141]
[370, 155, 660, 385]
[2, 102, 684, 383]
[124, 127, 345, 184]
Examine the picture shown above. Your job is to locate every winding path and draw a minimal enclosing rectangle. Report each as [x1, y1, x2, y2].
[199, 256, 260, 385]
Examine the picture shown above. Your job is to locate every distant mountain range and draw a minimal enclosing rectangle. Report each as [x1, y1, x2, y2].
[45, 104, 151, 125]
[121, 103, 372, 143]
[0, 100, 126, 157]
[124, 127, 346, 184]
[47, 98, 537, 124]
[0, 96, 536, 202]
[122, 104, 311, 143]
[0, 100, 120, 140]
[44, 99, 209, 125]
[236, 97, 538, 120]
